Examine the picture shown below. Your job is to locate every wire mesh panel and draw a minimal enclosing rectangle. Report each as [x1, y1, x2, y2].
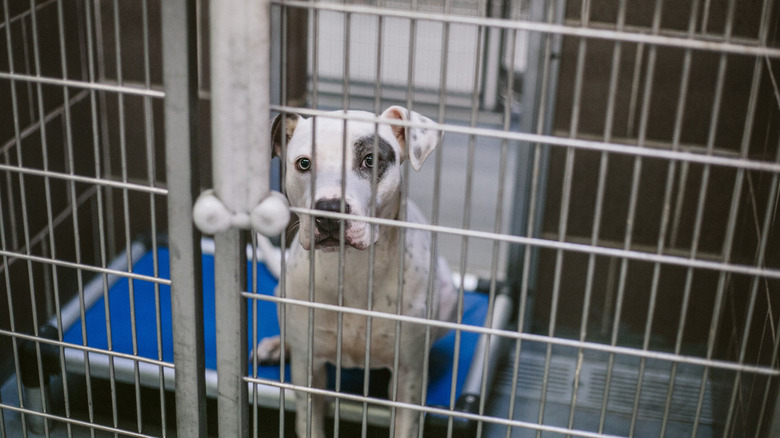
[261, 0, 780, 437]
[0, 0, 177, 436]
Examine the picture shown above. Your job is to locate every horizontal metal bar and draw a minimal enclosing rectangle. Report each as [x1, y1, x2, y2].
[271, 105, 780, 173]
[552, 129, 745, 158]
[539, 231, 725, 264]
[0, 248, 171, 285]
[0, 402, 161, 438]
[272, 0, 780, 58]
[0, 328, 175, 369]
[564, 18, 767, 48]
[0, 162, 168, 195]
[0, 72, 165, 98]
[246, 377, 628, 438]
[287, 206, 780, 281]
[243, 292, 780, 376]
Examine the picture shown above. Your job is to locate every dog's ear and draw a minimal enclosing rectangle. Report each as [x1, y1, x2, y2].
[271, 113, 300, 158]
[381, 106, 441, 171]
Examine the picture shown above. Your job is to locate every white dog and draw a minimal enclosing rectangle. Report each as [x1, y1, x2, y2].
[256, 106, 457, 438]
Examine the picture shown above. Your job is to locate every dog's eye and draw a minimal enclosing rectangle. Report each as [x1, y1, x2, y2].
[296, 157, 311, 172]
[362, 154, 374, 168]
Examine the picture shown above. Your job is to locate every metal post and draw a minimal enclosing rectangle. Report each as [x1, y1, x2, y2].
[506, 0, 564, 304]
[210, 0, 272, 215]
[206, 1, 277, 437]
[214, 230, 248, 437]
[161, 0, 207, 437]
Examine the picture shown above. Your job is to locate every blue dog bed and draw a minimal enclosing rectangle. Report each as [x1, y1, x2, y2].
[61, 244, 489, 408]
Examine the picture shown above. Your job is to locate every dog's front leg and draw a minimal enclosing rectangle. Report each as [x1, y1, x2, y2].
[391, 356, 426, 438]
[290, 351, 327, 438]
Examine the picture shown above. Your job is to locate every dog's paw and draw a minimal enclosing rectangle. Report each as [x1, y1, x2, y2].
[252, 335, 287, 365]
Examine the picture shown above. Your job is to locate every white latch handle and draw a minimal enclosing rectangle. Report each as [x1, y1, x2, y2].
[193, 189, 289, 236]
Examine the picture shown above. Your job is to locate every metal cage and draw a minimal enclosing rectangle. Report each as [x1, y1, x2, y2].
[1, 0, 779, 437]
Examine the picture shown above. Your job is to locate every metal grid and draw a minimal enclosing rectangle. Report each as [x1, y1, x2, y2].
[259, 1, 780, 437]
[0, 0, 177, 437]
[0, 1, 778, 438]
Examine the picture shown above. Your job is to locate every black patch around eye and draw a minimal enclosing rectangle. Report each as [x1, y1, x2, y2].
[353, 135, 396, 181]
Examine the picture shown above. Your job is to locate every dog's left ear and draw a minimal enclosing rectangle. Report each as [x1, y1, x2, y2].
[381, 106, 441, 171]
[271, 112, 300, 158]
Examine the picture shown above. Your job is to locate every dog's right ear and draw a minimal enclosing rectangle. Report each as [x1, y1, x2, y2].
[381, 106, 441, 171]
[271, 113, 300, 158]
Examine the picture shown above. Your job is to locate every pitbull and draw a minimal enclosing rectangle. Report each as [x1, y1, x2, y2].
[255, 106, 457, 438]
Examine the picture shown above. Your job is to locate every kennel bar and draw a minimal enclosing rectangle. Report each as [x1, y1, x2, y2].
[206, 0, 275, 436]
[161, 0, 207, 436]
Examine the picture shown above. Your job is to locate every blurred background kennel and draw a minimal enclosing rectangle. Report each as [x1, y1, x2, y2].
[1, 0, 780, 437]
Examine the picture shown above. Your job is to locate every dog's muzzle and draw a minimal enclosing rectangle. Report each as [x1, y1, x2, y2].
[313, 199, 351, 250]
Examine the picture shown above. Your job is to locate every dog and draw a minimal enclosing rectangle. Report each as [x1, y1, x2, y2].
[255, 106, 457, 438]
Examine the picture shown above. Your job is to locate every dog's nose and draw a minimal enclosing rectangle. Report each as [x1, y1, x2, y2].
[314, 199, 350, 234]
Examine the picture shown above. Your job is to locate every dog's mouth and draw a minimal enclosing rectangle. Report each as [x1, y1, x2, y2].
[312, 230, 370, 251]
[314, 234, 342, 250]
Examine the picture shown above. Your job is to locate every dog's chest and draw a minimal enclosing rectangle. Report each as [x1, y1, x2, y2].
[282, 240, 431, 367]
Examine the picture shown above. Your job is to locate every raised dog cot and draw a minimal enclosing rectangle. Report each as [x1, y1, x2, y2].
[1, 0, 780, 437]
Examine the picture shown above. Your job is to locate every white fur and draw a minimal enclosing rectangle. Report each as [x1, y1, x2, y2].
[259, 107, 456, 438]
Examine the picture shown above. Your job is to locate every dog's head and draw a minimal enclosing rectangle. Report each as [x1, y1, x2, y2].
[272, 106, 441, 251]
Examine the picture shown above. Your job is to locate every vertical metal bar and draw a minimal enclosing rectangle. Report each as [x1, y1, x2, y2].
[420, 3, 452, 434]
[454, 6, 487, 436]
[138, 0, 168, 433]
[597, 0, 663, 432]
[719, 7, 773, 435]
[161, 0, 206, 437]
[209, 0, 272, 436]
[307, 8, 320, 438]
[468, 1, 515, 435]
[727, 140, 779, 436]
[508, 0, 558, 309]
[17, 2, 51, 435]
[25, 1, 58, 435]
[400, 2, 450, 434]
[541, 0, 591, 432]
[210, 0, 272, 212]
[390, 1, 419, 433]
[82, 0, 107, 434]
[284, 7, 308, 108]
[656, 1, 700, 434]
[0, 164, 25, 438]
[567, 1, 627, 433]
[108, 2, 143, 433]
[250, 233, 260, 438]
[93, 0, 116, 260]
[481, 0, 503, 111]
[2, 149, 17, 252]
[369, 3, 387, 433]
[53, 1, 82, 435]
[214, 230, 249, 437]
[506, 1, 563, 436]
[768, 346, 780, 436]
[687, 0, 738, 434]
[19, 14, 34, 126]
[754, 21, 780, 438]
[276, 5, 292, 437]
[338, 11, 350, 438]
[626, 2, 665, 435]
[0, 3, 29, 435]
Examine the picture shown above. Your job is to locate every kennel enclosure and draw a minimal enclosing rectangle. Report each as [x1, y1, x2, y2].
[1, 0, 780, 437]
